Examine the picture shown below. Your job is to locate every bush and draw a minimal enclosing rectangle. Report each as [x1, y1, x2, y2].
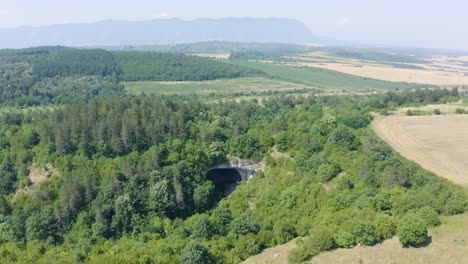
[374, 214, 396, 239]
[433, 109, 441, 115]
[455, 108, 465, 114]
[417, 206, 440, 227]
[353, 221, 379, 245]
[317, 163, 341, 182]
[180, 240, 211, 264]
[334, 230, 356, 248]
[397, 212, 428, 247]
[288, 227, 334, 263]
[406, 109, 413, 116]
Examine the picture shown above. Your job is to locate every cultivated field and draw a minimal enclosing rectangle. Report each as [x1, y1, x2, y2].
[372, 113, 468, 187]
[228, 61, 425, 91]
[123, 77, 317, 95]
[286, 52, 468, 85]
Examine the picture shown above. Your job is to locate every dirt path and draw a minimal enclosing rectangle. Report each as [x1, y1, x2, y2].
[371, 114, 468, 187]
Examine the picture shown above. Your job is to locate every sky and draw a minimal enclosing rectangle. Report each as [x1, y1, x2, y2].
[0, 0, 467, 50]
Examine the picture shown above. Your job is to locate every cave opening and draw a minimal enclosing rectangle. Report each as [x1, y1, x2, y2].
[206, 168, 243, 198]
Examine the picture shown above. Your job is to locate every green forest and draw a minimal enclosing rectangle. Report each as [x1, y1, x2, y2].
[0, 84, 464, 263]
[0, 47, 263, 106]
[0, 45, 466, 263]
[113, 51, 264, 82]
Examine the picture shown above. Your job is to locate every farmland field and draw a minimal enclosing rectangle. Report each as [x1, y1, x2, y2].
[372, 114, 468, 187]
[284, 51, 468, 85]
[123, 77, 317, 94]
[228, 60, 427, 91]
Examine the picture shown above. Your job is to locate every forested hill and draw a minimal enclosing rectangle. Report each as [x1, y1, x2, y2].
[0, 47, 263, 106]
[0, 46, 124, 106]
[113, 51, 265, 81]
[0, 89, 464, 263]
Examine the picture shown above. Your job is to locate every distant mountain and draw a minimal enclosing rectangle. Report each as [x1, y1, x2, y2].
[0, 18, 321, 49]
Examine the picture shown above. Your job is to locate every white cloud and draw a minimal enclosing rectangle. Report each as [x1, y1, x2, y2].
[0, 10, 9, 15]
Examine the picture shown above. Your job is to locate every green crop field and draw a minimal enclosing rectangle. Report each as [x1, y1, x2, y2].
[228, 60, 429, 91]
[123, 77, 317, 95]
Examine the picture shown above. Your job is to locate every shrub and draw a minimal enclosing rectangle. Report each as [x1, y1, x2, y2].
[433, 109, 441, 115]
[455, 108, 465, 114]
[317, 163, 341, 182]
[180, 240, 211, 264]
[417, 206, 440, 227]
[374, 214, 396, 239]
[397, 212, 428, 247]
[353, 221, 379, 245]
[334, 230, 356, 248]
[288, 227, 335, 263]
[406, 109, 413, 116]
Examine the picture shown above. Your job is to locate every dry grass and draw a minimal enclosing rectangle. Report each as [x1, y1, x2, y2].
[296, 63, 468, 85]
[270, 146, 291, 160]
[286, 52, 468, 85]
[189, 53, 230, 59]
[242, 214, 468, 264]
[313, 214, 468, 264]
[372, 113, 468, 187]
[241, 239, 297, 264]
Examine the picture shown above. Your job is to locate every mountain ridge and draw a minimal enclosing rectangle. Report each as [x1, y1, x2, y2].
[0, 17, 321, 48]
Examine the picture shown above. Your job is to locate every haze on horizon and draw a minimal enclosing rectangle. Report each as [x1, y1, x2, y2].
[0, 0, 467, 50]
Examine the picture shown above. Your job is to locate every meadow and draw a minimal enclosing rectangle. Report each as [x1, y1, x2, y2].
[227, 60, 427, 91]
[285, 51, 468, 86]
[123, 77, 317, 95]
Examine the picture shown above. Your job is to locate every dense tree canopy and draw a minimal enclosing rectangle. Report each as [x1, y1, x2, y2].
[113, 51, 265, 81]
[0, 88, 464, 263]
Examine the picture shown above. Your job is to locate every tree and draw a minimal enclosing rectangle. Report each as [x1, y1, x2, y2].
[329, 125, 356, 150]
[353, 221, 378, 245]
[275, 131, 289, 152]
[334, 230, 356, 248]
[193, 182, 215, 212]
[148, 179, 176, 215]
[397, 212, 428, 247]
[417, 206, 440, 227]
[317, 163, 341, 182]
[229, 213, 260, 236]
[179, 240, 211, 264]
[191, 215, 213, 239]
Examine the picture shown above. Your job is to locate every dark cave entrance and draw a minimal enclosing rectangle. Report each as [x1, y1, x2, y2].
[206, 168, 243, 198]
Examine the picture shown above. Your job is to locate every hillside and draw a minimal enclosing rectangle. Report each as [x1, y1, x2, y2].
[0, 18, 318, 49]
[0, 46, 124, 106]
[0, 89, 465, 263]
[113, 51, 264, 81]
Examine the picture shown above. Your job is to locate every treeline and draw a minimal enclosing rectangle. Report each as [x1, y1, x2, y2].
[229, 51, 280, 61]
[0, 63, 124, 106]
[0, 89, 464, 263]
[0, 47, 124, 106]
[113, 51, 265, 81]
[33, 49, 120, 78]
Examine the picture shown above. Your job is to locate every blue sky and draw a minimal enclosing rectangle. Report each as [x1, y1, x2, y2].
[0, 0, 467, 50]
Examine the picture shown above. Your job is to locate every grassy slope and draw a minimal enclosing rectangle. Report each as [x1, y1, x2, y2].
[228, 60, 427, 91]
[123, 77, 317, 94]
[312, 213, 468, 264]
[242, 213, 468, 264]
